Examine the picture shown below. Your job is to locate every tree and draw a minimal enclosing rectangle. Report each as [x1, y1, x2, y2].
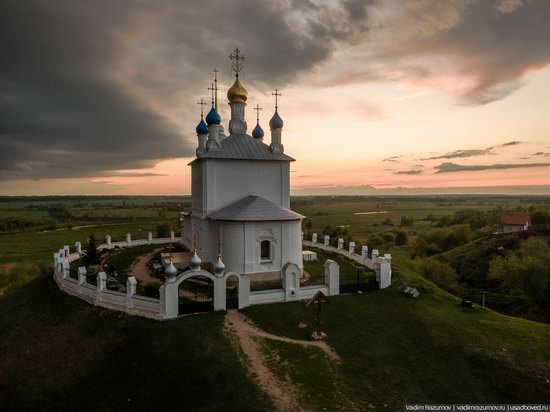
[395, 231, 408, 246]
[304, 219, 313, 238]
[82, 235, 100, 267]
[157, 223, 170, 238]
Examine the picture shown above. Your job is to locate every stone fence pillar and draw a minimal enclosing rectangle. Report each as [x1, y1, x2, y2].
[97, 272, 107, 292]
[312, 233, 318, 243]
[148, 231, 153, 245]
[361, 245, 369, 259]
[282, 262, 300, 301]
[378, 259, 392, 289]
[349, 242, 355, 256]
[126, 233, 132, 246]
[170, 230, 175, 242]
[337, 238, 344, 250]
[78, 267, 87, 285]
[75, 241, 82, 254]
[126, 276, 137, 307]
[324, 235, 330, 246]
[372, 249, 379, 259]
[106, 235, 112, 249]
[324, 259, 340, 296]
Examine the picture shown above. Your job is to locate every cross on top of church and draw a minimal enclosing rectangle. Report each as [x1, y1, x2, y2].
[213, 68, 219, 109]
[207, 83, 216, 107]
[229, 48, 246, 77]
[254, 104, 262, 122]
[197, 98, 207, 118]
[272, 89, 282, 110]
[192, 234, 199, 251]
[216, 239, 223, 257]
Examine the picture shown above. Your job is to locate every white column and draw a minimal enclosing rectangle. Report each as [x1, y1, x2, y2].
[126, 233, 131, 246]
[361, 245, 369, 259]
[282, 262, 300, 301]
[163, 278, 179, 318]
[78, 267, 87, 285]
[170, 230, 175, 242]
[75, 241, 82, 254]
[126, 276, 137, 307]
[148, 231, 153, 245]
[312, 233, 318, 243]
[349, 242, 355, 256]
[97, 272, 107, 293]
[324, 235, 330, 246]
[337, 238, 344, 250]
[372, 249, 379, 259]
[106, 235, 112, 249]
[324, 260, 340, 296]
[379, 259, 392, 289]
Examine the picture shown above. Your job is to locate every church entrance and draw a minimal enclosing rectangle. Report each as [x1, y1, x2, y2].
[226, 275, 239, 309]
[178, 276, 214, 315]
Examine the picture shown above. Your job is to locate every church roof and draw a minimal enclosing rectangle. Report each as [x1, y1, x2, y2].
[208, 196, 304, 221]
[189, 133, 294, 164]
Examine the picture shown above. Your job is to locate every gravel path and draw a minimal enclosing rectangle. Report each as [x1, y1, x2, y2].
[128, 248, 163, 284]
[224, 310, 340, 411]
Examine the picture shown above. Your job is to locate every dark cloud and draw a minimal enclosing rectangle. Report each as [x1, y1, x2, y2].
[382, 156, 401, 163]
[434, 162, 550, 173]
[394, 170, 422, 175]
[531, 152, 550, 157]
[499, 140, 522, 147]
[0, 0, 375, 181]
[421, 148, 494, 161]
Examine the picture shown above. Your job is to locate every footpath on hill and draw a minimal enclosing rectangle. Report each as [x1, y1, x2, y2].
[224, 310, 340, 411]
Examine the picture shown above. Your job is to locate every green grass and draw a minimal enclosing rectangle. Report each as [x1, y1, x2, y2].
[0, 274, 272, 411]
[243, 270, 550, 409]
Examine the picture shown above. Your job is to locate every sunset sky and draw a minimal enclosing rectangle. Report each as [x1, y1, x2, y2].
[1, 0, 549, 195]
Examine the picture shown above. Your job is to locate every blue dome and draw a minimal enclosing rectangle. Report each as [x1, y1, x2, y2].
[195, 119, 208, 135]
[269, 110, 284, 129]
[252, 122, 264, 139]
[205, 107, 221, 125]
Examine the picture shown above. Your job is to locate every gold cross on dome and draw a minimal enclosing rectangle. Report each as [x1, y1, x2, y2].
[254, 104, 262, 122]
[192, 234, 198, 251]
[272, 89, 282, 110]
[197, 98, 207, 117]
[216, 239, 223, 257]
[229, 48, 246, 77]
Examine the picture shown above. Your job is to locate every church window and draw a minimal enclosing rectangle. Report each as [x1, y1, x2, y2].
[261, 240, 271, 261]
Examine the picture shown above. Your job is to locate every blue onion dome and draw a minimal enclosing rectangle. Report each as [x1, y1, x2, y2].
[195, 119, 208, 135]
[252, 122, 264, 139]
[164, 259, 178, 279]
[269, 110, 284, 129]
[205, 107, 221, 125]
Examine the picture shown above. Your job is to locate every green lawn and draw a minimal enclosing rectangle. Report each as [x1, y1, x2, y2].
[243, 269, 550, 409]
[103, 244, 169, 285]
[0, 275, 272, 411]
[303, 246, 374, 284]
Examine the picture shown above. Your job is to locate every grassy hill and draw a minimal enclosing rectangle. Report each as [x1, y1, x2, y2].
[1, 266, 549, 411]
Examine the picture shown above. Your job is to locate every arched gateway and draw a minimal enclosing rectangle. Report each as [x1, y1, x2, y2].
[161, 269, 250, 317]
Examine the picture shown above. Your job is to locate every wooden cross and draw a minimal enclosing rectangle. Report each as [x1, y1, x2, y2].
[272, 89, 282, 110]
[306, 290, 331, 340]
[213, 68, 219, 110]
[197, 98, 207, 118]
[229, 48, 246, 77]
[253, 104, 262, 122]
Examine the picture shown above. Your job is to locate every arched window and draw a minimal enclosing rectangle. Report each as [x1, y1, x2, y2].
[260, 240, 271, 261]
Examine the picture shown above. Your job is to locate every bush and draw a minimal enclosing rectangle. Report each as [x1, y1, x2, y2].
[395, 231, 408, 246]
[417, 258, 460, 292]
[144, 281, 162, 299]
[381, 233, 395, 243]
[157, 223, 170, 238]
[400, 216, 414, 226]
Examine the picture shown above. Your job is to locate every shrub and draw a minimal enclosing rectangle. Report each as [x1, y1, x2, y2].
[395, 231, 408, 246]
[400, 216, 414, 226]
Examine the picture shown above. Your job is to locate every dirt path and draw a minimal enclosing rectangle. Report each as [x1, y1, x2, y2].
[128, 247, 163, 284]
[224, 310, 340, 411]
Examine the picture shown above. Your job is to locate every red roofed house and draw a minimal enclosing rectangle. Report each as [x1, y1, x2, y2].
[501, 212, 531, 234]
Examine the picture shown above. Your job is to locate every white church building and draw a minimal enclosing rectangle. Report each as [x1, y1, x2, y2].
[181, 49, 304, 281]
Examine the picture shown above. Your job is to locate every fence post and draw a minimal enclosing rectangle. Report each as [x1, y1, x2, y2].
[371, 249, 379, 259]
[75, 241, 82, 254]
[324, 235, 330, 246]
[349, 242, 355, 256]
[170, 230, 175, 242]
[337, 238, 344, 250]
[126, 233, 132, 246]
[126, 276, 137, 308]
[148, 231, 153, 245]
[106, 235, 112, 249]
[97, 272, 107, 293]
[312, 233, 317, 244]
[361, 245, 369, 259]
[324, 260, 340, 296]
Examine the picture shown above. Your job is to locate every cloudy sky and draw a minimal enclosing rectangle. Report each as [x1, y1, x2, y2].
[1, 0, 549, 195]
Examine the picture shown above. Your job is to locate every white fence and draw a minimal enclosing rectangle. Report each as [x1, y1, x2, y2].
[52, 237, 341, 321]
[303, 234, 392, 289]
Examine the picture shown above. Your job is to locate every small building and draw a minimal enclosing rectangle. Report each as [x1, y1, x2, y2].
[500, 212, 530, 234]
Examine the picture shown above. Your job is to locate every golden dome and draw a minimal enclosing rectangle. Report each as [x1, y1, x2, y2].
[227, 76, 247, 104]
